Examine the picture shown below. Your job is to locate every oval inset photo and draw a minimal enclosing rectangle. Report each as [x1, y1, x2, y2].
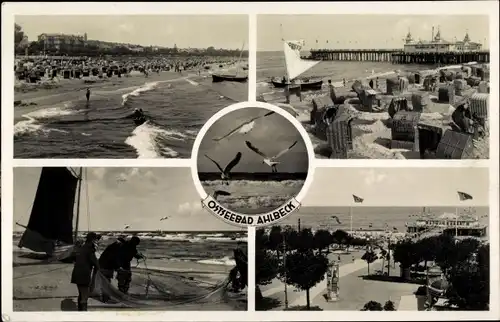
[192, 102, 315, 227]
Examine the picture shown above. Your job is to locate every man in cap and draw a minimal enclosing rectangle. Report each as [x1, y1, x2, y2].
[71, 232, 101, 311]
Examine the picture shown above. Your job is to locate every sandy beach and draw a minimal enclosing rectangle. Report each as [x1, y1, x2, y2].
[13, 252, 246, 311]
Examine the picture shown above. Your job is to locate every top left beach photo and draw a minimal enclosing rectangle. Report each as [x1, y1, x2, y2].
[12, 14, 249, 159]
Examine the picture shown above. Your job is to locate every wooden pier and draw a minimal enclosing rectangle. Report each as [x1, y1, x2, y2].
[308, 49, 490, 65]
[309, 49, 400, 62]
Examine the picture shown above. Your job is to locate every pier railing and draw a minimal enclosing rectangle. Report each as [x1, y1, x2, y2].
[307, 49, 490, 65]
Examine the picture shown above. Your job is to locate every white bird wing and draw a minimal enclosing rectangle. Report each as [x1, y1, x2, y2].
[204, 154, 225, 174]
[213, 111, 275, 141]
[273, 141, 298, 159]
[245, 141, 268, 158]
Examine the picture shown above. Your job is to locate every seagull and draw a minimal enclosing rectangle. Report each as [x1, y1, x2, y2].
[213, 190, 231, 201]
[204, 152, 242, 184]
[212, 111, 275, 142]
[124, 224, 130, 230]
[331, 215, 342, 224]
[245, 140, 298, 173]
[160, 216, 169, 221]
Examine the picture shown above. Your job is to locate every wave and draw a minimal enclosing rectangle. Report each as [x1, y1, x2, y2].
[14, 103, 78, 136]
[124, 121, 195, 158]
[202, 180, 304, 188]
[218, 194, 293, 210]
[197, 256, 236, 266]
[121, 81, 162, 106]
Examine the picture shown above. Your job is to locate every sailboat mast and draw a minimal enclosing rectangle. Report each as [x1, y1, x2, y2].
[236, 42, 245, 77]
[73, 167, 83, 242]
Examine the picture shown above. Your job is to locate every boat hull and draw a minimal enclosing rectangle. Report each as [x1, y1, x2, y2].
[271, 79, 323, 90]
[212, 74, 248, 83]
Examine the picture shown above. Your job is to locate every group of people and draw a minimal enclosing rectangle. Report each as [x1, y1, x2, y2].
[70, 233, 144, 311]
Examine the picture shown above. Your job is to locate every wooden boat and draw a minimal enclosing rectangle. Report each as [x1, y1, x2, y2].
[212, 74, 248, 83]
[271, 79, 323, 90]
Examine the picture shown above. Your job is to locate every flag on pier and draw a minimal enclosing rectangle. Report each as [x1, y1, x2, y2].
[457, 191, 473, 201]
[353, 195, 364, 203]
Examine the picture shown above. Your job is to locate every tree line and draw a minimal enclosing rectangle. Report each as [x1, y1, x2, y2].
[14, 24, 247, 58]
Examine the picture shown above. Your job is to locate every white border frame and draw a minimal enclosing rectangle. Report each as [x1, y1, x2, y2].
[190, 101, 317, 227]
[1, 1, 499, 322]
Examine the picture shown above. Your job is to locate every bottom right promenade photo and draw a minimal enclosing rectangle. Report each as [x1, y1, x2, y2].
[255, 167, 490, 311]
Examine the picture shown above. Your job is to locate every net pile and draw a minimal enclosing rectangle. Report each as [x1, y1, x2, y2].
[91, 264, 231, 308]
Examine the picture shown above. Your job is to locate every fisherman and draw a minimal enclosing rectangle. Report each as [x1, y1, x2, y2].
[116, 236, 145, 294]
[86, 88, 91, 102]
[369, 79, 374, 89]
[228, 243, 248, 292]
[71, 232, 101, 311]
[343, 78, 346, 87]
[97, 237, 127, 303]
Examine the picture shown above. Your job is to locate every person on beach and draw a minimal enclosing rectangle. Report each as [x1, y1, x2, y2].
[375, 77, 379, 89]
[228, 243, 248, 292]
[86, 88, 91, 102]
[71, 232, 101, 311]
[116, 236, 144, 294]
[343, 78, 346, 87]
[328, 80, 336, 102]
[369, 79, 374, 89]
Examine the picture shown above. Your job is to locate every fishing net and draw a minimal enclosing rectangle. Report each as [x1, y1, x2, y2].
[90, 259, 233, 308]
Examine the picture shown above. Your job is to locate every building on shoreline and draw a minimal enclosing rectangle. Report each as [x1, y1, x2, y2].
[403, 28, 482, 53]
[405, 211, 487, 238]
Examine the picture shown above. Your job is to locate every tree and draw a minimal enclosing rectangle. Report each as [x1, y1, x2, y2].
[383, 300, 396, 311]
[15, 23, 24, 49]
[268, 226, 283, 260]
[445, 243, 489, 310]
[361, 301, 383, 311]
[255, 228, 279, 302]
[313, 229, 332, 254]
[332, 229, 350, 250]
[392, 239, 417, 279]
[361, 250, 377, 275]
[297, 228, 314, 251]
[283, 250, 329, 310]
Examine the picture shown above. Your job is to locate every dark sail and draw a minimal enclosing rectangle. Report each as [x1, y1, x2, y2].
[18, 167, 79, 254]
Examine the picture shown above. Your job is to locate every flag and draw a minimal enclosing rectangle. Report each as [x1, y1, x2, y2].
[457, 191, 473, 201]
[353, 195, 364, 203]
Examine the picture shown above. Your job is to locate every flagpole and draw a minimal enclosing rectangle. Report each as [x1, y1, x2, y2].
[349, 206, 353, 235]
[283, 234, 288, 309]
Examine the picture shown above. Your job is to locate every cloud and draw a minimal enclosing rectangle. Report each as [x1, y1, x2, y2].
[360, 169, 387, 186]
[118, 23, 133, 33]
[91, 168, 107, 180]
[177, 201, 203, 215]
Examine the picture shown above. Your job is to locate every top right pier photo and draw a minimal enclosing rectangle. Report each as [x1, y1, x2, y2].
[256, 15, 491, 160]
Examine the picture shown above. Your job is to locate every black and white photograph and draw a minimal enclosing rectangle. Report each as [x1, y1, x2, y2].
[13, 15, 248, 159]
[13, 167, 248, 311]
[256, 167, 490, 311]
[196, 106, 310, 214]
[257, 15, 490, 160]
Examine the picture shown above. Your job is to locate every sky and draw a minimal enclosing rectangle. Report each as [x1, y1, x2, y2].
[197, 107, 309, 173]
[13, 167, 244, 232]
[302, 167, 489, 207]
[257, 14, 490, 51]
[15, 15, 248, 49]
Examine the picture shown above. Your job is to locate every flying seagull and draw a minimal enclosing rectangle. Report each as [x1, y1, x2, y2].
[213, 111, 275, 142]
[245, 140, 298, 173]
[160, 216, 169, 221]
[331, 215, 342, 224]
[124, 224, 130, 230]
[213, 190, 231, 201]
[204, 152, 242, 184]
